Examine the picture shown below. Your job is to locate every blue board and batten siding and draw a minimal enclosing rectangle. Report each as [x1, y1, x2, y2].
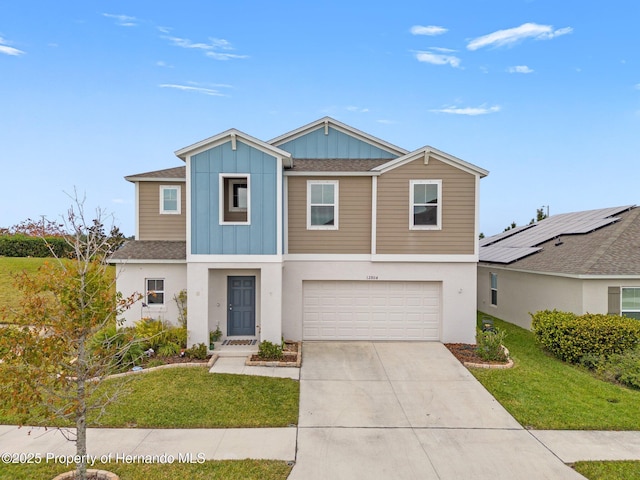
[278, 126, 397, 159]
[191, 140, 278, 255]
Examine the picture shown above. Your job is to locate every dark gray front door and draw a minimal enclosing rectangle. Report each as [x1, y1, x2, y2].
[227, 276, 256, 336]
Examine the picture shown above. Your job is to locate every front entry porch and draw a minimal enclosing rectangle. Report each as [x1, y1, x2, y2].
[186, 262, 283, 348]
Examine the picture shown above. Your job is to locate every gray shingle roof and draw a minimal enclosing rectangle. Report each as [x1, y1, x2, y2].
[480, 206, 640, 275]
[125, 166, 186, 181]
[289, 159, 393, 172]
[110, 241, 186, 261]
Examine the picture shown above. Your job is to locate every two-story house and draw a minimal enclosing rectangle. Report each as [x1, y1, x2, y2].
[111, 117, 488, 346]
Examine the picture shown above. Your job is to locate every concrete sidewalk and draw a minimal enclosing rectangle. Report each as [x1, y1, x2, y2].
[0, 425, 296, 461]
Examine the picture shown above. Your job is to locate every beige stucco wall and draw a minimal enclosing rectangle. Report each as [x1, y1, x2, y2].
[477, 266, 640, 329]
[287, 176, 372, 254]
[115, 262, 187, 328]
[186, 262, 283, 346]
[376, 157, 476, 254]
[138, 181, 187, 241]
[283, 260, 478, 343]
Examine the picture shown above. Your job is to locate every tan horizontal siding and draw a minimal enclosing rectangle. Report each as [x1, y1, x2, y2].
[138, 181, 187, 241]
[376, 157, 475, 254]
[288, 176, 371, 254]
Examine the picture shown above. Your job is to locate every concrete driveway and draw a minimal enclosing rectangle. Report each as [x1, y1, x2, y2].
[289, 342, 586, 480]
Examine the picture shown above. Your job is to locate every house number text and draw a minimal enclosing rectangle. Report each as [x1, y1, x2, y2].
[366, 275, 379, 280]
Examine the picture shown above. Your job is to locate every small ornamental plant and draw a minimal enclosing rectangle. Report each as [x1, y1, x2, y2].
[258, 340, 284, 360]
[476, 327, 508, 362]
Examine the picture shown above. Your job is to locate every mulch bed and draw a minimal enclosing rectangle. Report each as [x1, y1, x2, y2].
[249, 341, 299, 363]
[445, 343, 509, 366]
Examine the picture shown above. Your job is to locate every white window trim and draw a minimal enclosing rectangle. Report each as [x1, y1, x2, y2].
[159, 185, 181, 215]
[409, 179, 442, 230]
[219, 174, 251, 225]
[621, 287, 640, 318]
[145, 278, 165, 307]
[307, 180, 339, 230]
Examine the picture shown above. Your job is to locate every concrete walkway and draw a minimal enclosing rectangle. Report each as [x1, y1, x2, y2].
[2, 344, 640, 477]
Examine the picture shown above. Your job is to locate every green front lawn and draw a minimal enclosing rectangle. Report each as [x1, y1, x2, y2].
[0, 460, 292, 480]
[573, 461, 640, 480]
[0, 257, 46, 320]
[472, 314, 640, 430]
[0, 367, 299, 428]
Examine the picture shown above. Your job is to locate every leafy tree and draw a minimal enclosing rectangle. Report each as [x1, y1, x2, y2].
[503, 221, 517, 232]
[0, 199, 140, 480]
[8, 217, 67, 237]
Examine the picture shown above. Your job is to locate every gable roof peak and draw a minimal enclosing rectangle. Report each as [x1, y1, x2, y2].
[268, 116, 409, 157]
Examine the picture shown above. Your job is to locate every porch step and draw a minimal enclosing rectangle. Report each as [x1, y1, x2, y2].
[212, 341, 258, 358]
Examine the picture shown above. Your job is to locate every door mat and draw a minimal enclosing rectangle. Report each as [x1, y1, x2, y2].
[222, 339, 257, 346]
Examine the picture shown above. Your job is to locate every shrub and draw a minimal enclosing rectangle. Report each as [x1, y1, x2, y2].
[165, 326, 187, 349]
[0, 234, 74, 258]
[90, 325, 144, 372]
[476, 328, 508, 362]
[185, 343, 208, 360]
[597, 347, 640, 390]
[258, 340, 283, 360]
[531, 310, 640, 364]
[157, 342, 181, 357]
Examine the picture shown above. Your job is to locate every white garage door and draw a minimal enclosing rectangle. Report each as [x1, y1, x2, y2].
[303, 281, 441, 341]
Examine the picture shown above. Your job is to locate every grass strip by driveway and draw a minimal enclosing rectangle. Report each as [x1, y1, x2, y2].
[0, 368, 299, 428]
[573, 460, 640, 479]
[0, 460, 292, 480]
[471, 315, 640, 430]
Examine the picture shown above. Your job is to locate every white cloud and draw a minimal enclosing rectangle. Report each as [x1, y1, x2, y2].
[410, 25, 448, 36]
[156, 61, 173, 68]
[507, 65, 534, 74]
[111, 198, 126, 204]
[0, 36, 25, 56]
[429, 47, 457, 53]
[102, 13, 138, 27]
[165, 36, 248, 60]
[430, 105, 501, 115]
[159, 84, 230, 96]
[634, 83, 640, 90]
[415, 50, 460, 68]
[467, 23, 572, 50]
[377, 119, 397, 124]
[346, 106, 369, 113]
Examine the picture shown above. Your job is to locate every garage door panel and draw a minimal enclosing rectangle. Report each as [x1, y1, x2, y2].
[303, 281, 441, 341]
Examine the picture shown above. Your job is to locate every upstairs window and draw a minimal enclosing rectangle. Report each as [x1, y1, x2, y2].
[146, 278, 165, 305]
[160, 186, 181, 214]
[307, 180, 338, 230]
[220, 175, 250, 224]
[622, 287, 640, 320]
[410, 180, 441, 230]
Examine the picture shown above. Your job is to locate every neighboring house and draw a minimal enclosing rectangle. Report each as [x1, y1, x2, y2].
[478, 206, 640, 329]
[111, 117, 488, 346]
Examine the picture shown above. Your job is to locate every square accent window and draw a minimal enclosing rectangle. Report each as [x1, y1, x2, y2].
[220, 175, 250, 224]
[490, 273, 498, 306]
[410, 180, 441, 230]
[146, 279, 165, 305]
[622, 287, 640, 320]
[307, 181, 338, 230]
[160, 186, 181, 214]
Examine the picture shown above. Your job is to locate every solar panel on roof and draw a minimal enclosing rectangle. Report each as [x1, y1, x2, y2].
[479, 205, 634, 264]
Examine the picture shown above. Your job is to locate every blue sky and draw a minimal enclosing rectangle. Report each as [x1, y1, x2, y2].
[1, 0, 639, 237]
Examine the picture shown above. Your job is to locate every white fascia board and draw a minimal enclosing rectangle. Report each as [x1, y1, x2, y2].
[109, 259, 186, 264]
[269, 116, 408, 156]
[175, 128, 293, 167]
[187, 254, 284, 263]
[284, 171, 380, 177]
[284, 254, 372, 262]
[478, 263, 640, 280]
[283, 253, 478, 263]
[373, 146, 489, 178]
[125, 177, 185, 183]
[372, 254, 479, 263]
[186, 156, 192, 259]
